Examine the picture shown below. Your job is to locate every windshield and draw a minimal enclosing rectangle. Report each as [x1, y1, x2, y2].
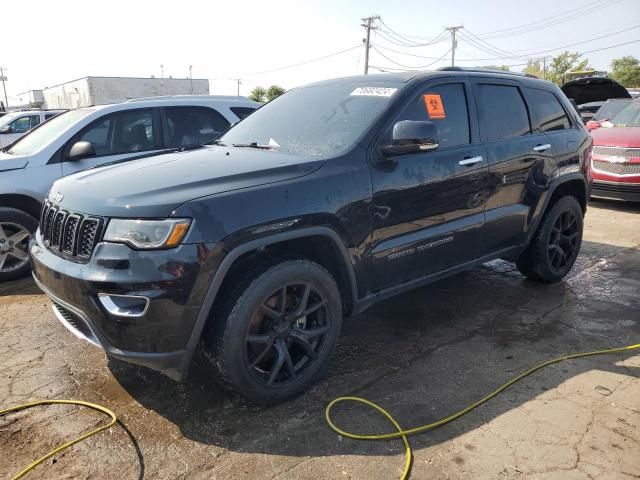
[219, 81, 403, 156]
[610, 100, 640, 127]
[593, 99, 632, 121]
[7, 109, 94, 155]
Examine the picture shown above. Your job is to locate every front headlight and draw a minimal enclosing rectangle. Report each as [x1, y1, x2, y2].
[104, 219, 191, 249]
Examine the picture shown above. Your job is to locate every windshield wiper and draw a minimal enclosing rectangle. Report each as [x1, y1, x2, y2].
[209, 139, 226, 146]
[232, 142, 274, 149]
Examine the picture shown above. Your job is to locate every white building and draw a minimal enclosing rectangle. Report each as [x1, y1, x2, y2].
[37, 76, 209, 109]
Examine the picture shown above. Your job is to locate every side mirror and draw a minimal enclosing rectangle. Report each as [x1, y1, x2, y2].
[68, 141, 96, 161]
[381, 120, 440, 157]
[0, 125, 12, 134]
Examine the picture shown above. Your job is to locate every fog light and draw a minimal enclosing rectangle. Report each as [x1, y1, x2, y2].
[98, 293, 149, 318]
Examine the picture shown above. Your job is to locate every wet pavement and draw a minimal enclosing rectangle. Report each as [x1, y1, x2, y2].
[1, 198, 639, 479]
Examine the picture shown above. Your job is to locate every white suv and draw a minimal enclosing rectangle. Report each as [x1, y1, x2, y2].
[0, 110, 66, 147]
[0, 95, 260, 281]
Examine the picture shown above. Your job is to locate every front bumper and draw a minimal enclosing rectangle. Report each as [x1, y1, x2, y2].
[30, 232, 222, 380]
[591, 180, 640, 202]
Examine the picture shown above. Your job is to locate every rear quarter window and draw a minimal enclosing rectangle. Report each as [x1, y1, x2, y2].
[524, 88, 571, 132]
[230, 106, 256, 120]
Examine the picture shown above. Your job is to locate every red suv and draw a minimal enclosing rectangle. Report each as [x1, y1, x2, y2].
[591, 99, 640, 202]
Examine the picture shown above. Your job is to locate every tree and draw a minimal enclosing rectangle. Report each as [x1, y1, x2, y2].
[610, 56, 640, 87]
[266, 85, 286, 101]
[248, 86, 267, 103]
[522, 59, 544, 79]
[546, 51, 590, 85]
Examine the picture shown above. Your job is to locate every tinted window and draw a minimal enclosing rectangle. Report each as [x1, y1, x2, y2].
[230, 106, 256, 120]
[593, 99, 632, 121]
[165, 107, 230, 147]
[220, 81, 403, 156]
[75, 109, 156, 156]
[477, 84, 530, 141]
[525, 88, 571, 132]
[44, 113, 60, 120]
[392, 83, 470, 148]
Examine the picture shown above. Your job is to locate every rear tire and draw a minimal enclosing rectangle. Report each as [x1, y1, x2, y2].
[516, 196, 583, 283]
[0, 208, 37, 283]
[202, 258, 342, 404]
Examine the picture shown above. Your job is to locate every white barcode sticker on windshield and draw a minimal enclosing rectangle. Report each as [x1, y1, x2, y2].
[350, 87, 397, 97]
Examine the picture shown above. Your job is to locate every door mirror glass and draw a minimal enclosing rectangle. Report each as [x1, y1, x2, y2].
[0, 125, 11, 134]
[382, 120, 439, 157]
[68, 141, 96, 161]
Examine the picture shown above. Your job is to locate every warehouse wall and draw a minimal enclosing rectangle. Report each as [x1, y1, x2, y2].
[41, 77, 209, 108]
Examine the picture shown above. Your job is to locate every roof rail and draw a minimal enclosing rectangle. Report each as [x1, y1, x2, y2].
[125, 94, 250, 103]
[437, 66, 539, 79]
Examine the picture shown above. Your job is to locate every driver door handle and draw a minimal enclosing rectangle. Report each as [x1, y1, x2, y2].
[533, 143, 552, 152]
[459, 156, 483, 166]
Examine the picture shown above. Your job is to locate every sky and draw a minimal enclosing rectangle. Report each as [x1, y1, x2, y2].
[1, 0, 639, 105]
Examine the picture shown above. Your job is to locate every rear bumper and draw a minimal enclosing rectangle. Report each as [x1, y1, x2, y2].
[591, 180, 640, 202]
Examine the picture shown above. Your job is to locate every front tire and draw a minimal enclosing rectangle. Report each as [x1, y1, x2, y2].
[202, 258, 343, 404]
[0, 208, 37, 282]
[516, 196, 583, 283]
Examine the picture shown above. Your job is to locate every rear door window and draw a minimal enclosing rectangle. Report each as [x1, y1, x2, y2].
[524, 88, 571, 132]
[476, 84, 530, 141]
[389, 82, 470, 149]
[165, 107, 230, 147]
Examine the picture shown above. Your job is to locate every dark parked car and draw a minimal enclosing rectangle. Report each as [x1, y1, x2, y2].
[561, 76, 631, 123]
[31, 68, 592, 404]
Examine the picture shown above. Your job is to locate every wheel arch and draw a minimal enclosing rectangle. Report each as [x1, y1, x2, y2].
[0, 194, 42, 221]
[177, 226, 358, 378]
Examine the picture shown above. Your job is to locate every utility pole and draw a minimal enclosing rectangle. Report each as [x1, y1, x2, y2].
[0, 66, 8, 110]
[445, 25, 463, 67]
[189, 65, 193, 93]
[234, 79, 242, 96]
[542, 57, 547, 80]
[361, 15, 380, 75]
[160, 64, 164, 79]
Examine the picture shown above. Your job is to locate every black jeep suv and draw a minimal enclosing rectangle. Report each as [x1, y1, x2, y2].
[31, 68, 592, 404]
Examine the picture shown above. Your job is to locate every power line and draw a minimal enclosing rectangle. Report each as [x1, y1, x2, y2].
[456, 25, 640, 62]
[373, 44, 446, 60]
[371, 45, 451, 70]
[377, 19, 448, 47]
[240, 45, 362, 76]
[476, 0, 623, 39]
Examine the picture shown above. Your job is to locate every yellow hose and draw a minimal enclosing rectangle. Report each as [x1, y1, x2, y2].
[326, 343, 640, 480]
[0, 399, 117, 480]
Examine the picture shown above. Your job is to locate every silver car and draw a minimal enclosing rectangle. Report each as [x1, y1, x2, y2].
[0, 95, 260, 281]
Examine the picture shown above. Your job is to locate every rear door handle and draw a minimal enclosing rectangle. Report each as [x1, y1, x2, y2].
[533, 144, 552, 152]
[459, 156, 483, 166]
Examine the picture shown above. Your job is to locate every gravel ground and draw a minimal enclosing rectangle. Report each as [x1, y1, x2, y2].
[1, 198, 639, 480]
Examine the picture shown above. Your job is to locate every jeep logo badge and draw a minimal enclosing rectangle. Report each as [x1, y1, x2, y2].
[50, 191, 64, 204]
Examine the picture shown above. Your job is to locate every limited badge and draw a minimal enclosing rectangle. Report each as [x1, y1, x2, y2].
[424, 94, 446, 119]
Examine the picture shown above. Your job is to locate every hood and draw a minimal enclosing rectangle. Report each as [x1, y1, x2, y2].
[591, 126, 640, 148]
[51, 146, 324, 217]
[0, 152, 28, 172]
[561, 77, 631, 106]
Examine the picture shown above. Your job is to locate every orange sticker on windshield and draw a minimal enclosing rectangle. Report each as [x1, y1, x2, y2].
[424, 94, 446, 119]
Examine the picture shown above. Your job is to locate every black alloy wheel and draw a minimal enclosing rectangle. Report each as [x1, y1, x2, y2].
[245, 282, 330, 386]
